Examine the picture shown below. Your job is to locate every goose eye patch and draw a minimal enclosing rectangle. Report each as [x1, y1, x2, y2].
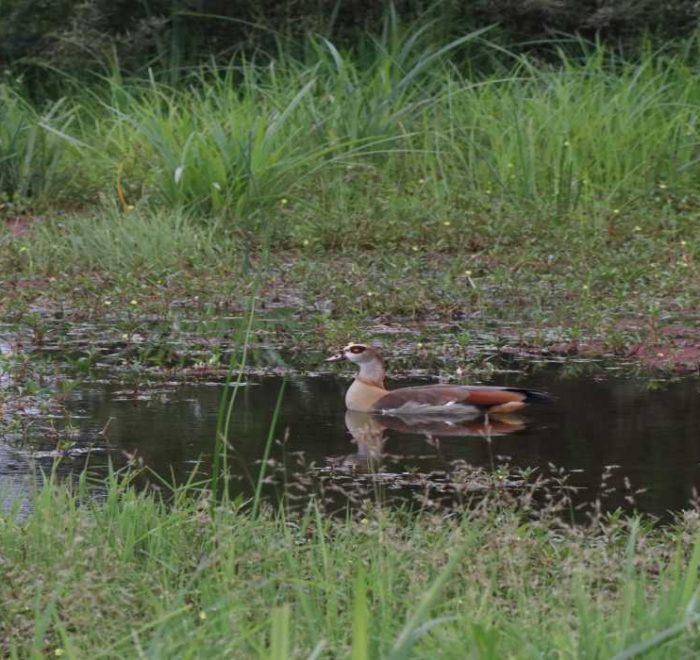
[349, 346, 366, 354]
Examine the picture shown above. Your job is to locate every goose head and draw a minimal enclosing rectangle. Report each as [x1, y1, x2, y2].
[326, 342, 386, 389]
[325, 342, 382, 365]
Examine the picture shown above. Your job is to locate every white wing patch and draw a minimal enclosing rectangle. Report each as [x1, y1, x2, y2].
[378, 400, 480, 418]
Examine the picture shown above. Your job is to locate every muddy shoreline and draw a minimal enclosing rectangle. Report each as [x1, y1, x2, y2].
[2, 276, 699, 376]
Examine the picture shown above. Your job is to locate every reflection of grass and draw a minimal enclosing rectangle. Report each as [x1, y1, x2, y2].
[2, 473, 700, 656]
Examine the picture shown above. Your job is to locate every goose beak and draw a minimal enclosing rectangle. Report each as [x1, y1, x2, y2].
[325, 351, 346, 363]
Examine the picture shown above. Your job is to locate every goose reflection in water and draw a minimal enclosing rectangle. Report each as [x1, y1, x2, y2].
[326, 410, 526, 474]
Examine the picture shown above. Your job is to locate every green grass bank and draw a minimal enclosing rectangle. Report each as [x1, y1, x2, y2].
[6, 30, 700, 231]
[2, 474, 700, 658]
[2, 24, 700, 367]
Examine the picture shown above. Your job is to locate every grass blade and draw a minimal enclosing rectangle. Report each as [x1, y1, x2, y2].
[387, 543, 465, 659]
[269, 604, 291, 660]
[352, 566, 370, 660]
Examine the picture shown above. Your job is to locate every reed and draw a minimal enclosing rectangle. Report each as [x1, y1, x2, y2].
[212, 296, 257, 500]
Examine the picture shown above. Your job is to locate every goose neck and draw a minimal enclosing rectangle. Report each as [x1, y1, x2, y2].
[357, 357, 386, 389]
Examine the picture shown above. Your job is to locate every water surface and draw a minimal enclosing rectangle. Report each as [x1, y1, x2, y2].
[4, 366, 700, 516]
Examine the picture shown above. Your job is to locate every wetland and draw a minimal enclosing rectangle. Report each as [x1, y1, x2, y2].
[3, 13, 700, 655]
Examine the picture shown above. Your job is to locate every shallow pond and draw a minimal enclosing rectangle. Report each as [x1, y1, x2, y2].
[3, 365, 700, 517]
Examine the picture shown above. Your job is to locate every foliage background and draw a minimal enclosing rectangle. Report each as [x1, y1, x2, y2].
[3, 0, 700, 75]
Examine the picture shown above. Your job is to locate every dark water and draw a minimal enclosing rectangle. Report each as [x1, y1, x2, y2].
[4, 368, 700, 516]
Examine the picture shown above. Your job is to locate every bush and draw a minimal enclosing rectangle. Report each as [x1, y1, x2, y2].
[2, 0, 700, 78]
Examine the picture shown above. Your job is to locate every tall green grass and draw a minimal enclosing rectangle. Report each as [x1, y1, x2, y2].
[0, 87, 78, 205]
[2, 206, 222, 275]
[6, 19, 700, 240]
[2, 471, 700, 657]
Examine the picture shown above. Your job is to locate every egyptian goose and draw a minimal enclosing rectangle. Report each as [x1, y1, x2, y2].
[326, 343, 550, 416]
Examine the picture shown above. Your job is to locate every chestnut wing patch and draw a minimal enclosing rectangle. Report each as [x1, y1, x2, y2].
[462, 388, 526, 406]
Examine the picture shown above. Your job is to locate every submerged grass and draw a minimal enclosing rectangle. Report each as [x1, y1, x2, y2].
[6, 217, 697, 361]
[2, 473, 700, 657]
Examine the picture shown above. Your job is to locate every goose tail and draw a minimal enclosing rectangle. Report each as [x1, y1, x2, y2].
[506, 388, 553, 404]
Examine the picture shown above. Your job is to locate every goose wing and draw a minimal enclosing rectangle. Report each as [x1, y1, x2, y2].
[373, 384, 547, 414]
